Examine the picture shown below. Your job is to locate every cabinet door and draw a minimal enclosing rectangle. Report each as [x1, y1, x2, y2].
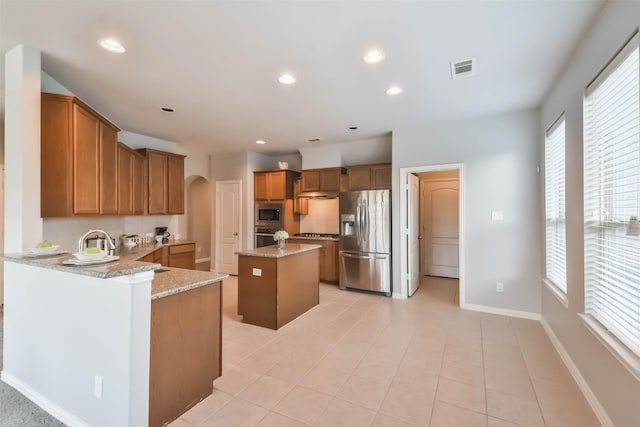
[347, 166, 372, 190]
[41, 94, 74, 217]
[254, 173, 268, 200]
[301, 170, 320, 192]
[132, 153, 146, 215]
[320, 169, 341, 191]
[168, 155, 185, 214]
[148, 151, 168, 214]
[325, 241, 338, 282]
[293, 179, 308, 215]
[73, 104, 101, 214]
[372, 165, 392, 189]
[117, 145, 133, 215]
[169, 245, 196, 269]
[99, 123, 118, 214]
[268, 171, 286, 200]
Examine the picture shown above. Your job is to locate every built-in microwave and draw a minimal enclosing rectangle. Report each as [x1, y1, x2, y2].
[255, 203, 284, 228]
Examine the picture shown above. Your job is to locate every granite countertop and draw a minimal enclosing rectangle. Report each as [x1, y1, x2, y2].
[151, 268, 227, 300]
[236, 243, 321, 259]
[115, 240, 196, 261]
[2, 252, 160, 279]
[289, 235, 339, 242]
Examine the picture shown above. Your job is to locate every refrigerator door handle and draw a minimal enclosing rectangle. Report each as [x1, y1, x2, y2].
[362, 198, 368, 243]
[341, 252, 388, 260]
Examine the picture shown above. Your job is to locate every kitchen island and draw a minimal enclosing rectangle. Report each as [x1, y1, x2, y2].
[236, 243, 320, 330]
[1, 253, 226, 427]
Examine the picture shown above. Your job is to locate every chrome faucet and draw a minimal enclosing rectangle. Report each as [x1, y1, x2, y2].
[78, 229, 116, 256]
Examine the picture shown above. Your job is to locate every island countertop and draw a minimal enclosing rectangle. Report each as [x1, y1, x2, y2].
[236, 243, 321, 258]
[151, 268, 227, 300]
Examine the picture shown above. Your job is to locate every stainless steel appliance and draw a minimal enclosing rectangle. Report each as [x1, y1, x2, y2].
[255, 228, 278, 248]
[339, 190, 391, 296]
[255, 203, 284, 228]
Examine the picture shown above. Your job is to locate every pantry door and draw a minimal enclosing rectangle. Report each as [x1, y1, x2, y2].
[422, 179, 459, 278]
[216, 180, 241, 275]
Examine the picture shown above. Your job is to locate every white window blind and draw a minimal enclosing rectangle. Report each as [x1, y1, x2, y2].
[545, 117, 567, 293]
[584, 33, 640, 357]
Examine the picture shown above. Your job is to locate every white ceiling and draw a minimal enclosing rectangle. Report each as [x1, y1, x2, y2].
[0, 0, 603, 155]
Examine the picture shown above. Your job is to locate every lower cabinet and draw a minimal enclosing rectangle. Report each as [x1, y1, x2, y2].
[287, 238, 338, 283]
[149, 283, 221, 427]
[138, 243, 196, 270]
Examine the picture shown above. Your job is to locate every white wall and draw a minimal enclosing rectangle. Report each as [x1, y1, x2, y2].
[2, 263, 152, 427]
[4, 45, 43, 252]
[299, 136, 391, 169]
[540, 2, 640, 426]
[392, 109, 542, 313]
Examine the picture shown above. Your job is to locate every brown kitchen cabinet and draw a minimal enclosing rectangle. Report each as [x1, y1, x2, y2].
[287, 238, 339, 283]
[138, 148, 186, 215]
[253, 170, 299, 201]
[346, 163, 391, 191]
[293, 178, 308, 215]
[117, 143, 146, 215]
[41, 92, 120, 217]
[300, 167, 346, 193]
[168, 243, 196, 270]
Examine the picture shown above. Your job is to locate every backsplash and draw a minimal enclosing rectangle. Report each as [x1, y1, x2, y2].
[42, 215, 177, 252]
[300, 199, 339, 234]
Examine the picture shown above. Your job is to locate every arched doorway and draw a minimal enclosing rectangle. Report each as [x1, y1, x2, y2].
[185, 175, 212, 271]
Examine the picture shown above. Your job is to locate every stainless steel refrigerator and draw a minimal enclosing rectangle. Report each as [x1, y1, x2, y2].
[339, 189, 391, 296]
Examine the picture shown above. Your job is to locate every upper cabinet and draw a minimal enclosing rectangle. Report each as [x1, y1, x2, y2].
[346, 163, 391, 191]
[117, 143, 146, 215]
[253, 170, 299, 201]
[293, 178, 308, 215]
[138, 149, 186, 215]
[41, 93, 120, 217]
[300, 167, 346, 193]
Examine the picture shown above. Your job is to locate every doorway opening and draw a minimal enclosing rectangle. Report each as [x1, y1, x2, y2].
[399, 164, 464, 305]
[186, 175, 212, 271]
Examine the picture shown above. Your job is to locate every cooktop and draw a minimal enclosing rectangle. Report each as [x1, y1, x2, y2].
[295, 233, 339, 238]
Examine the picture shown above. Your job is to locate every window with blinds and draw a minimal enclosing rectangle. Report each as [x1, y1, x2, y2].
[545, 117, 567, 294]
[584, 32, 640, 358]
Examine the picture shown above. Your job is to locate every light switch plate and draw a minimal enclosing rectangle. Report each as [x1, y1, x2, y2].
[94, 376, 103, 399]
[252, 268, 262, 276]
[492, 211, 504, 221]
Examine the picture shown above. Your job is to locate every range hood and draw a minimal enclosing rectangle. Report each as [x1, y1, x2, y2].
[297, 190, 338, 199]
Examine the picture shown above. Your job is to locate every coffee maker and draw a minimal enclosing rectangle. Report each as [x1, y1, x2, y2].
[155, 227, 170, 244]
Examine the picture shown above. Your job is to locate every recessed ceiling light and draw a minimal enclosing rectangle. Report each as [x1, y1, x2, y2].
[349, 126, 358, 130]
[278, 73, 296, 85]
[363, 50, 384, 64]
[98, 38, 126, 53]
[386, 86, 403, 96]
[161, 107, 175, 113]
[256, 140, 266, 145]
[307, 138, 320, 143]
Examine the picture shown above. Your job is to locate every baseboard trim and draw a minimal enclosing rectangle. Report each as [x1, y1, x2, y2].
[462, 303, 541, 320]
[540, 319, 615, 427]
[0, 371, 91, 427]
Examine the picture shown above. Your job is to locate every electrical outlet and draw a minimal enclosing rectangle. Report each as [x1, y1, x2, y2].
[496, 282, 504, 293]
[197, 246, 202, 253]
[252, 268, 262, 276]
[492, 211, 504, 221]
[94, 376, 103, 399]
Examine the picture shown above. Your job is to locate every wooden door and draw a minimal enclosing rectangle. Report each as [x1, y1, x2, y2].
[132, 153, 146, 215]
[268, 171, 285, 200]
[407, 173, 420, 296]
[320, 169, 340, 191]
[293, 179, 308, 214]
[73, 104, 101, 214]
[167, 155, 185, 214]
[216, 181, 241, 275]
[117, 144, 133, 215]
[148, 151, 168, 214]
[372, 165, 392, 189]
[99, 123, 118, 214]
[254, 173, 268, 200]
[347, 166, 371, 190]
[301, 170, 320, 192]
[422, 179, 459, 278]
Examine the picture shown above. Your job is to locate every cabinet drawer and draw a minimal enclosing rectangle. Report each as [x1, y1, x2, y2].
[169, 243, 195, 255]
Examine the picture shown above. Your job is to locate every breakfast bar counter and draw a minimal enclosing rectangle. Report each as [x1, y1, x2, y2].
[236, 243, 321, 330]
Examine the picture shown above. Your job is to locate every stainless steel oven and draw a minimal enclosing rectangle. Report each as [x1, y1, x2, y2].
[255, 228, 277, 248]
[255, 203, 284, 228]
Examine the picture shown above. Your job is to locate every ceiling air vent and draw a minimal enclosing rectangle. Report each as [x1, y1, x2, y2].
[450, 58, 476, 80]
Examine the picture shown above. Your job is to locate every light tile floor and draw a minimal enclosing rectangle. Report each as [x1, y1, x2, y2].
[169, 276, 600, 427]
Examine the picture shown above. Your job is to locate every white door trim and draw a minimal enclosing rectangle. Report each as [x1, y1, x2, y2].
[215, 180, 242, 274]
[398, 163, 465, 306]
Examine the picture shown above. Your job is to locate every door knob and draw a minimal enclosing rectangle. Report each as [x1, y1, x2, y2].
[233, 232, 238, 236]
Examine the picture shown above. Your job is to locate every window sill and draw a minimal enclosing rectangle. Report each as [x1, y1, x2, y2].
[579, 314, 640, 383]
[543, 278, 568, 308]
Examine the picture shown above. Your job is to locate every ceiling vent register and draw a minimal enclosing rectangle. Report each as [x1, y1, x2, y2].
[451, 58, 476, 79]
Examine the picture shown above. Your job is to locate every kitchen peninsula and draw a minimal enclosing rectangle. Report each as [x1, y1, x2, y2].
[1, 253, 226, 427]
[237, 243, 321, 330]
